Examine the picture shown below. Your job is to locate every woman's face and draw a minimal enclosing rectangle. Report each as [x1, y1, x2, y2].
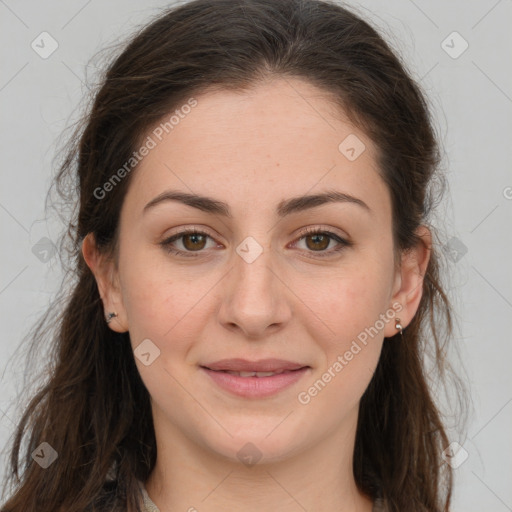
[88, 78, 425, 464]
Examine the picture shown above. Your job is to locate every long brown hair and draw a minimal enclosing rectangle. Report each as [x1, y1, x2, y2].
[1, 0, 469, 510]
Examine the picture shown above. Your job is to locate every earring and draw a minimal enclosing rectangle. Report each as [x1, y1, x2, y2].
[395, 318, 403, 336]
[105, 312, 118, 324]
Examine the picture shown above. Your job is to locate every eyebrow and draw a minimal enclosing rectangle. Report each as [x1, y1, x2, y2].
[143, 189, 371, 217]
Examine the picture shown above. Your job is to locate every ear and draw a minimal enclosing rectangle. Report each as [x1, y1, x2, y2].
[81, 233, 129, 333]
[383, 225, 431, 337]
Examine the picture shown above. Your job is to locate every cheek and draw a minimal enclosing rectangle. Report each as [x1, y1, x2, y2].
[296, 271, 387, 421]
[119, 250, 218, 356]
[118, 241, 174, 326]
[295, 255, 393, 407]
[117, 250, 165, 348]
[121, 271, 170, 338]
[301, 261, 393, 342]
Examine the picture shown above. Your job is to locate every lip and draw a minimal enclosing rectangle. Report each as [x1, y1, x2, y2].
[202, 358, 308, 372]
[200, 359, 311, 398]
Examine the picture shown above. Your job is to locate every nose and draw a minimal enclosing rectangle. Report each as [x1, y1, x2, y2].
[217, 240, 292, 339]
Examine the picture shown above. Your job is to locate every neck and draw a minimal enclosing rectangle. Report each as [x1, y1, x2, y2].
[145, 407, 374, 512]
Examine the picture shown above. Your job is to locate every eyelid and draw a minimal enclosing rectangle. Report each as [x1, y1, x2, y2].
[294, 224, 350, 242]
[161, 225, 220, 243]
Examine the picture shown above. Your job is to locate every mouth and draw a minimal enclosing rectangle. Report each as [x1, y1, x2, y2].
[207, 369, 300, 377]
[201, 357, 309, 373]
[200, 359, 311, 398]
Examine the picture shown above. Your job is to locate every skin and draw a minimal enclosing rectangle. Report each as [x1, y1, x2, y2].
[83, 77, 430, 511]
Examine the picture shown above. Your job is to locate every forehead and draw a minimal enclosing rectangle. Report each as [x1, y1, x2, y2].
[124, 77, 390, 220]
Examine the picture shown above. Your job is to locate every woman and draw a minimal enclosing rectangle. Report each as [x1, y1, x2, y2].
[1, 0, 468, 510]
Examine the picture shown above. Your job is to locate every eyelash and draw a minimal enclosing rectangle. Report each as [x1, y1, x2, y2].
[159, 226, 351, 259]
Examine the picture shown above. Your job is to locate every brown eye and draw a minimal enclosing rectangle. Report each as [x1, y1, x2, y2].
[182, 233, 207, 251]
[305, 233, 330, 251]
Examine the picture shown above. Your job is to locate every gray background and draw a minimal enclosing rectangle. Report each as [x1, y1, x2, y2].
[1, 0, 511, 510]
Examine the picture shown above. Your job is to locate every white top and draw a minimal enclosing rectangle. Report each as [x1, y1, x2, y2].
[139, 481, 160, 512]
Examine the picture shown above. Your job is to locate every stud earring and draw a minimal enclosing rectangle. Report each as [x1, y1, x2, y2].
[395, 318, 403, 336]
[105, 312, 118, 324]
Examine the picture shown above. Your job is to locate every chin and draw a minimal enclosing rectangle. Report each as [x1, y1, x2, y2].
[198, 416, 312, 467]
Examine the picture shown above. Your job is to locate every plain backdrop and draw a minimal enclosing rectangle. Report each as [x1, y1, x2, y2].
[0, 1, 511, 510]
